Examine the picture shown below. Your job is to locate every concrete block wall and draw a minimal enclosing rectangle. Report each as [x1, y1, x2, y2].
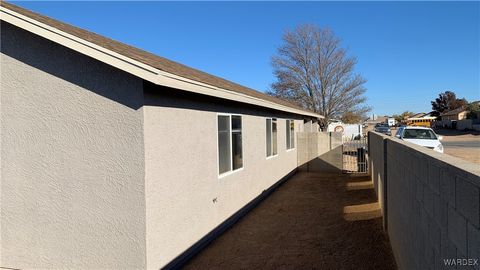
[331, 132, 343, 149]
[297, 132, 321, 166]
[297, 132, 342, 172]
[457, 119, 473, 130]
[297, 132, 333, 166]
[369, 131, 480, 270]
[436, 120, 453, 128]
[368, 132, 389, 229]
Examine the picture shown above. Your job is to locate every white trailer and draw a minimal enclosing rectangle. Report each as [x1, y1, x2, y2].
[387, 118, 397, 126]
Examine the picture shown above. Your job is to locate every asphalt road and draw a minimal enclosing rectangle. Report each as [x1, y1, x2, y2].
[442, 140, 480, 148]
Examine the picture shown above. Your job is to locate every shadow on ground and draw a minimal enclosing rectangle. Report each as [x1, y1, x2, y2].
[299, 146, 343, 173]
[183, 169, 397, 270]
[433, 128, 480, 137]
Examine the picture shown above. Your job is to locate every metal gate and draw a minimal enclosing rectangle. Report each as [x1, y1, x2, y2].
[342, 136, 368, 173]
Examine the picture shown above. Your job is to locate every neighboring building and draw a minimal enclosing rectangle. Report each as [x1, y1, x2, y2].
[440, 107, 468, 121]
[0, 2, 323, 269]
[363, 115, 388, 126]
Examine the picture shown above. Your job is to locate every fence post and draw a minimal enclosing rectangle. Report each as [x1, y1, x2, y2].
[329, 132, 332, 150]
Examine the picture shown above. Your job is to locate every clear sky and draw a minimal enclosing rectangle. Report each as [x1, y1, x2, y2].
[13, 1, 480, 116]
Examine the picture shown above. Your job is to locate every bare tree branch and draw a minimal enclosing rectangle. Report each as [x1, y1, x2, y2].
[268, 24, 371, 123]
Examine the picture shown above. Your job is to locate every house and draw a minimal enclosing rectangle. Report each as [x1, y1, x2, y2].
[440, 107, 468, 121]
[0, 2, 323, 269]
[363, 114, 388, 125]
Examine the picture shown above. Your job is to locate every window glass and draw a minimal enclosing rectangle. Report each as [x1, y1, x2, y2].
[272, 119, 277, 155]
[266, 119, 272, 156]
[290, 120, 295, 148]
[286, 120, 291, 149]
[403, 129, 437, 140]
[232, 115, 242, 130]
[395, 128, 403, 137]
[231, 116, 242, 170]
[218, 115, 231, 174]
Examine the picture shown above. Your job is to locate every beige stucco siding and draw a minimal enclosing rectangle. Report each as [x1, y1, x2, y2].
[143, 89, 302, 268]
[1, 19, 318, 269]
[1, 22, 146, 269]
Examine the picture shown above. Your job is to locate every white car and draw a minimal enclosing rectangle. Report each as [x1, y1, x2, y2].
[395, 126, 444, 153]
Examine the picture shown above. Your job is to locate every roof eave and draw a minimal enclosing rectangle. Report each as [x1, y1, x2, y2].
[0, 5, 323, 119]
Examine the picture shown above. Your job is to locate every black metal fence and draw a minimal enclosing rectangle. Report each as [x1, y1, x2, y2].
[342, 136, 368, 173]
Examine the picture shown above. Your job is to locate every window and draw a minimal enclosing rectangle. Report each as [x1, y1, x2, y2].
[286, 120, 295, 150]
[266, 118, 277, 157]
[231, 116, 243, 170]
[402, 129, 437, 140]
[218, 115, 243, 175]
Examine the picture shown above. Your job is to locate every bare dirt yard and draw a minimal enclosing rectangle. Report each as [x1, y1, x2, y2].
[183, 172, 396, 270]
[434, 129, 480, 164]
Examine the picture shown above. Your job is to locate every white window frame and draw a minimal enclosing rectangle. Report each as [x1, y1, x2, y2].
[217, 113, 244, 178]
[286, 119, 296, 151]
[266, 117, 278, 159]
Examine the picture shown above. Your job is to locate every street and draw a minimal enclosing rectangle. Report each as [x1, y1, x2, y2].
[436, 129, 480, 164]
[442, 140, 480, 148]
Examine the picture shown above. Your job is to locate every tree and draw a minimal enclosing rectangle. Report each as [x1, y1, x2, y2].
[466, 102, 480, 119]
[431, 91, 467, 116]
[268, 24, 370, 124]
[392, 111, 414, 123]
[341, 111, 364, 124]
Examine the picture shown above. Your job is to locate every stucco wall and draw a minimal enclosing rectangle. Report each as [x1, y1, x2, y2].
[1, 22, 146, 269]
[303, 120, 313, 132]
[369, 132, 480, 269]
[142, 87, 303, 268]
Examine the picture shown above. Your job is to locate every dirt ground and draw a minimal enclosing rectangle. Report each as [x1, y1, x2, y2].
[183, 172, 396, 270]
[434, 129, 480, 164]
[443, 148, 480, 164]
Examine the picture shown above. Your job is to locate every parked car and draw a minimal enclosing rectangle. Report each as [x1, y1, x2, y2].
[374, 124, 392, 136]
[395, 126, 444, 153]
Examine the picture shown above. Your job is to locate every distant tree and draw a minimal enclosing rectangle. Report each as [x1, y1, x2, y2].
[392, 111, 414, 123]
[268, 24, 370, 124]
[431, 91, 468, 116]
[341, 111, 364, 124]
[466, 102, 480, 119]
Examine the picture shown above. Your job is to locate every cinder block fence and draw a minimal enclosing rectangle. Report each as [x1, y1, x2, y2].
[369, 132, 480, 270]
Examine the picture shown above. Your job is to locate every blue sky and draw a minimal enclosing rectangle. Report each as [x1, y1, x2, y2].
[14, 1, 480, 116]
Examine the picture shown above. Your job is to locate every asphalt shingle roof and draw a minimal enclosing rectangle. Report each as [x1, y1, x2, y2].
[1, 1, 318, 116]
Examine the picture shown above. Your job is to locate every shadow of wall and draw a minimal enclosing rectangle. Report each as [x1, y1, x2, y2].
[297, 132, 343, 173]
[303, 145, 343, 173]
